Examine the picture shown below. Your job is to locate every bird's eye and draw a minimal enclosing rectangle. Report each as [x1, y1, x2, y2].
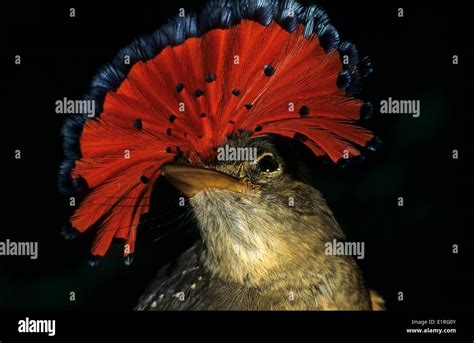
[257, 154, 279, 173]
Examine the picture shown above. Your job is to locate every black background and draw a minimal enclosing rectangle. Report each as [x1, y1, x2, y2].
[1, 0, 472, 331]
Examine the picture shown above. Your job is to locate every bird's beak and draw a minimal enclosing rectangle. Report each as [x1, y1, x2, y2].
[161, 163, 245, 198]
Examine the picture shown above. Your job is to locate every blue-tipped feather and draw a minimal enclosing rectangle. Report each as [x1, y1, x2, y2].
[58, 0, 373, 195]
[360, 102, 374, 120]
[124, 255, 134, 266]
[337, 70, 351, 90]
[366, 136, 382, 152]
[60, 222, 80, 240]
[88, 256, 101, 267]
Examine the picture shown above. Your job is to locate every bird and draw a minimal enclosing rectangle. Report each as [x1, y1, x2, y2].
[58, 0, 385, 310]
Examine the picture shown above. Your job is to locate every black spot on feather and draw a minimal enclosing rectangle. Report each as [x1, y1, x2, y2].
[299, 106, 310, 117]
[133, 119, 143, 130]
[263, 64, 275, 77]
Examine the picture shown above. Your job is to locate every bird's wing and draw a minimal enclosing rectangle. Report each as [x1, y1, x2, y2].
[134, 242, 210, 310]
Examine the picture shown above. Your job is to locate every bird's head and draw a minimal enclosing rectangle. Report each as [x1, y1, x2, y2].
[59, 1, 377, 268]
[161, 134, 344, 287]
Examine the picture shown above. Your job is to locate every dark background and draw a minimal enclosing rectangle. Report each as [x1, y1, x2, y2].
[1, 0, 472, 315]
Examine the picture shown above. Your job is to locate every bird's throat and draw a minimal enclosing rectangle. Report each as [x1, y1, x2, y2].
[190, 188, 340, 288]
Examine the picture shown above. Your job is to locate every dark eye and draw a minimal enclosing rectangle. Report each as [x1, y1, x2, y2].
[257, 154, 279, 173]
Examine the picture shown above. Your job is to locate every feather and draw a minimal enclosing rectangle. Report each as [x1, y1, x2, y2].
[60, 0, 375, 258]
